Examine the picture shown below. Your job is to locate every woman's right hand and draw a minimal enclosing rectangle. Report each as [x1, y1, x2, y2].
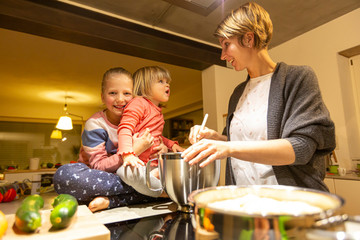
[133, 128, 154, 155]
[182, 139, 229, 167]
[189, 125, 217, 144]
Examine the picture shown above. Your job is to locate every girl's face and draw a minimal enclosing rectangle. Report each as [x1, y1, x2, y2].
[219, 36, 251, 71]
[101, 73, 133, 123]
[148, 78, 170, 106]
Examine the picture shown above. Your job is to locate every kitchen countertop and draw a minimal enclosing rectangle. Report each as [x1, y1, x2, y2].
[325, 172, 360, 181]
[0, 191, 177, 224]
[0, 191, 177, 239]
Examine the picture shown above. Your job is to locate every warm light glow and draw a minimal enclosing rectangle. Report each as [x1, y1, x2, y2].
[50, 129, 62, 139]
[56, 116, 73, 130]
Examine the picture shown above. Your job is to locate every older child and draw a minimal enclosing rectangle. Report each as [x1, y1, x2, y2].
[116, 66, 184, 197]
[54, 67, 168, 212]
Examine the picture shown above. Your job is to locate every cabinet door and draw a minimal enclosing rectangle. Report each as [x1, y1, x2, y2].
[334, 179, 360, 215]
[324, 178, 335, 194]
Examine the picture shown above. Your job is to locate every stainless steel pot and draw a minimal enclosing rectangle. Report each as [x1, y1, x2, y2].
[188, 185, 345, 240]
[146, 152, 220, 212]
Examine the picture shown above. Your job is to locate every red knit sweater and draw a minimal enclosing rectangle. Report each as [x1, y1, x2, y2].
[117, 97, 177, 163]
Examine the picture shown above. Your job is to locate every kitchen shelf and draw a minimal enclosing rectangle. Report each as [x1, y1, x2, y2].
[170, 119, 193, 144]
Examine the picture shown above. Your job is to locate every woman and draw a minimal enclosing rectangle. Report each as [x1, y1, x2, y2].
[181, 2, 335, 191]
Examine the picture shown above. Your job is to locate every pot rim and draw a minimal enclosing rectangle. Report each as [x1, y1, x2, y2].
[188, 185, 345, 218]
[161, 152, 183, 159]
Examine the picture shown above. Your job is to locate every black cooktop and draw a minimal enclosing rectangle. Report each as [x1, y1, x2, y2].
[105, 211, 194, 240]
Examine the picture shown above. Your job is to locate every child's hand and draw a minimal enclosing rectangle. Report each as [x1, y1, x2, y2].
[172, 144, 185, 152]
[150, 137, 168, 159]
[133, 128, 154, 155]
[122, 154, 144, 168]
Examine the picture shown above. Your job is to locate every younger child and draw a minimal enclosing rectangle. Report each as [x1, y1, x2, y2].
[116, 66, 184, 197]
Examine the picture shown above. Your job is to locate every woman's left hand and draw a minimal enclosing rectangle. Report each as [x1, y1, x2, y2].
[181, 139, 229, 167]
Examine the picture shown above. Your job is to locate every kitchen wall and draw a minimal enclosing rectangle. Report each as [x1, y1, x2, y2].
[0, 28, 203, 122]
[202, 65, 246, 132]
[269, 8, 360, 170]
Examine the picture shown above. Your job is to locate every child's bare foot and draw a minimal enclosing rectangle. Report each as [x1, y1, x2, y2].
[159, 191, 169, 198]
[88, 196, 110, 212]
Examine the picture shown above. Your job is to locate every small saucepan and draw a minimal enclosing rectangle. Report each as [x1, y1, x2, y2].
[146, 152, 220, 212]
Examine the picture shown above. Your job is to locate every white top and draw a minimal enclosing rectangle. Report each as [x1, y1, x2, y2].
[230, 73, 278, 185]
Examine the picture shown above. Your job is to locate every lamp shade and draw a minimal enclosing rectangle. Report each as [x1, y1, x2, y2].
[50, 129, 62, 139]
[56, 116, 73, 130]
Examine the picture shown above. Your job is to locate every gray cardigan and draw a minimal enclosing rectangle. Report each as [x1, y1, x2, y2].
[225, 62, 336, 191]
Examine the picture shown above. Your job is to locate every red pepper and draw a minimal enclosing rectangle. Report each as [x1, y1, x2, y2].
[2, 188, 17, 202]
[0, 188, 4, 203]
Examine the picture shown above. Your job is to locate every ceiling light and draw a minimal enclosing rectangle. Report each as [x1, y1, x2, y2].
[50, 129, 63, 139]
[56, 116, 73, 130]
[56, 96, 83, 130]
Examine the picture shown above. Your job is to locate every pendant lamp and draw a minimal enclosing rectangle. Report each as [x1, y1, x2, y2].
[50, 129, 63, 139]
[56, 96, 83, 130]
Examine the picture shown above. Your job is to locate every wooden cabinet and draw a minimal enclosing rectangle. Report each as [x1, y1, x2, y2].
[170, 119, 193, 145]
[324, 177, 360, 215]
[324, 178, 335, 193]
[334, 179, 360, 215]
[4, 169, 56, 182]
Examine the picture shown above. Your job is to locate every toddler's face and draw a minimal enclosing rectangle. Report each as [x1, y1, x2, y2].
[102, 74, 133, 119]
[148, 78, 170, 106]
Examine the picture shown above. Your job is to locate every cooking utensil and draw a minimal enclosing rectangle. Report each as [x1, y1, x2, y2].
[146, 152, 220, 212]
[196, 113, 208, 143]
[188, 185, 345, 240]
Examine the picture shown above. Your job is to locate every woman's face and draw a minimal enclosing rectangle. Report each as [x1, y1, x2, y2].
[219, 36, 251, 71]
[101, 73, 133, 122]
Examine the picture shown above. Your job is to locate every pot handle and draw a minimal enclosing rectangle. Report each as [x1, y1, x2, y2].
[313, 214, 360, 229]
[146, 158, 163, 191]
[312, 214, 348, 229]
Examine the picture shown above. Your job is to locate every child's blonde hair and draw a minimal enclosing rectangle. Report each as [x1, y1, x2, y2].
[102, 67, 133, 94]
[214, 2, 273, 50]
[133, 66, 171, 98]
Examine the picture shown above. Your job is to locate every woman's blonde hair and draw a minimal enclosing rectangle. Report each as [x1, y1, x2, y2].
[214, 2, 273, 49]
[133, 66, 171, 98]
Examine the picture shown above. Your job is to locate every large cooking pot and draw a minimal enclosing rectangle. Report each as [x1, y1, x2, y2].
[188, 185, 345, 240]
[146, 152, 220, 212]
